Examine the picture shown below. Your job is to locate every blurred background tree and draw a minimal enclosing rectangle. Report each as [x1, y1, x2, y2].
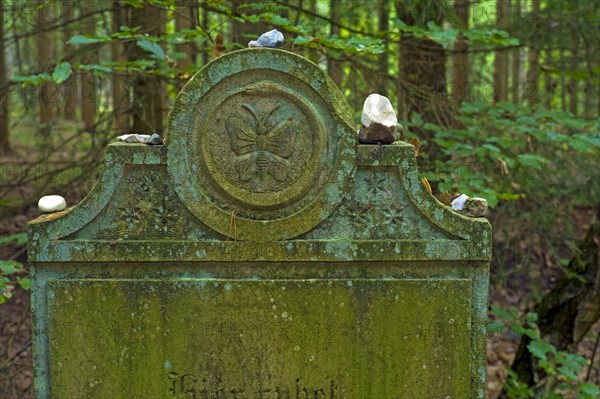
[0, 1, 598, 397]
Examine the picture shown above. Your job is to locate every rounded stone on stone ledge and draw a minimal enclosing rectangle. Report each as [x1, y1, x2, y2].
[358, 93, 400, 144]
[248, 29, 284, 48]
[38, 195, 66, 213]
[462, 197, 488, 218]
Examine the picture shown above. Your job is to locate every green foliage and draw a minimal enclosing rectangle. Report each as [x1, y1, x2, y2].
[406, 103, 600, 208]
[0, 260, 29, 304]
[490, 306, 600, 398]
[0, 233, 30, 305]
[51, 62, 73, 84]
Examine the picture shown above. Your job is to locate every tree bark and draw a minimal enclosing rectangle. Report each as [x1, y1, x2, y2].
[231, 0, 268, 48]
[567, 24, 579, 116]
[377, 0, 389, 96]
[327, 0, 343, 87]
[175, 1, 197, 71]
[395, 1, 449, 126]
[81, 1, 97, 136]
[111, 1, 129, 133]
[130, 3, 165, 134]
[494, 0, 509, 102]
[452, 0, 469, 104]
[37, 0, 55, 137]
[505, 207, 600, 393]
[511, 0, 521, 103]
[544, 49, 555, 108]
[62, 2, 77, 120]
[201, 2, 210, 65]
[525, 0, 540, 105]
[0, 1, 9, 153]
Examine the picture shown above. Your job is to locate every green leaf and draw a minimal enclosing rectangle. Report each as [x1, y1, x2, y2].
[136, 39, 165, 60]
[528, 340, 556, 361]
[0, 260, 24, 275]
[557, 365, 578, 381]
[18, 277, 31, 290]
[578, 383, 600, 399]
[517, 154, 548, 170]
[491, 304, 514, 321]
[12, 73, 51, 85]
[487, 320, 505, 334]
[52, 62, 72, 84]
[79, 64, 113, 75]
[0, 233, 27, 245]
[68, 34, 110, 45]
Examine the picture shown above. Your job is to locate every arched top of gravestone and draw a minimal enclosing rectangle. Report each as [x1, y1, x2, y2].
[167, 49, 357, 241]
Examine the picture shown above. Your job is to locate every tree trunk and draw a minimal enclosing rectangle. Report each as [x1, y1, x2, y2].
[511, 0, 521, 102]
[525, 0, 540, 105]
[544, 49, 554, 108]
[395, 2, 449, 126]
[0, 1, 9, 153]
[494, 0, 509, 102]
[201, 2, 210, 65]
[377, 0, 389, 96]
[175, 1, 197, 72]
[452, 0, 469, 104]
[130, 3, 165, 134]
[505, 207, 600, 394]
[567, 25, 579, 116]
[62, 2, 77, 120]
[111, 1, 129, 133]
[81, 1, 97, 136]
[231, 0, 268, 48]
[327, 0, 343, 87]
[37, 0, 54, 137]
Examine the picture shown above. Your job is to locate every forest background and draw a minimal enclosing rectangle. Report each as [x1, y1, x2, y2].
[0, 1, 599, 398]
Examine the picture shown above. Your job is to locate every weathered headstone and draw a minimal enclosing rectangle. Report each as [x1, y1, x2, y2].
[28, 49, 491, 399]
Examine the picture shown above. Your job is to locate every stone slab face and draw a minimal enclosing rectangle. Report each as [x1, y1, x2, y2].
[29, 49, 491, 399]
[48, 278, 471, 398]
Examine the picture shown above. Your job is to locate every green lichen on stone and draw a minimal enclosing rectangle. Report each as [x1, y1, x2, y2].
[47, 278, 472, 398]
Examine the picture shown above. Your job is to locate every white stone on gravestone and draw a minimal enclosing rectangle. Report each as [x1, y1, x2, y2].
[358, 93, 400, 144]
[38, 195, 66, 213]
[451, 193, 469, 211]
[248, 29, 284, 48]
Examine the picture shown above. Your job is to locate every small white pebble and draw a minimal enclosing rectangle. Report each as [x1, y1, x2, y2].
[451, 193, 469, 211]
[38, 195, 66, 213]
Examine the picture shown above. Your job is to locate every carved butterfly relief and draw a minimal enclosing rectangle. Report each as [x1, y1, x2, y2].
[226, 102, 297, 183]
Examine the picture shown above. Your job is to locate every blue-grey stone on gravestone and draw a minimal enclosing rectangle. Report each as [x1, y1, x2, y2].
[28, 49, 491, 399]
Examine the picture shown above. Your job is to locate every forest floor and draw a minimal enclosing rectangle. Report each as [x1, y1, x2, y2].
[1, 138, 599, 398]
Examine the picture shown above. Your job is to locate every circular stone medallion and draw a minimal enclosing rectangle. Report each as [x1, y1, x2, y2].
[167, 49, 356, 241]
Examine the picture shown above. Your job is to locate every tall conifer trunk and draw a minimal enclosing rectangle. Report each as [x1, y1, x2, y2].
[526, 0, 540, 105]
[328, 0, 343, 86]
[377, 0, 389, 96]
[494, 0, 509, 102]
[452, 0, 469, 104]
[130, 4, 165, 134]
[395, 2, 448, 126]
[62, 2, 76, 120]
[0, 1, 9, 153]
[37, 0, 54, 137]
[81, 1, 97, 137]
[112, 1, 129, 133]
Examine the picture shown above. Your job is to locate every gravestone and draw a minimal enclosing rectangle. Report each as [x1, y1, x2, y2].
[28, 49, 491, 399]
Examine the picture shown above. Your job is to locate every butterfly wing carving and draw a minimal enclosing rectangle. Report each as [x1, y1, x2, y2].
[236, 155, 257, 182]
[266, 118, 296, 158]
[226, 116, 257, 156]
[266, 154, 288, 182]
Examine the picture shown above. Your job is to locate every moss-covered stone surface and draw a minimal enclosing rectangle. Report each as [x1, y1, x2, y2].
[28, 49, 491, 399]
